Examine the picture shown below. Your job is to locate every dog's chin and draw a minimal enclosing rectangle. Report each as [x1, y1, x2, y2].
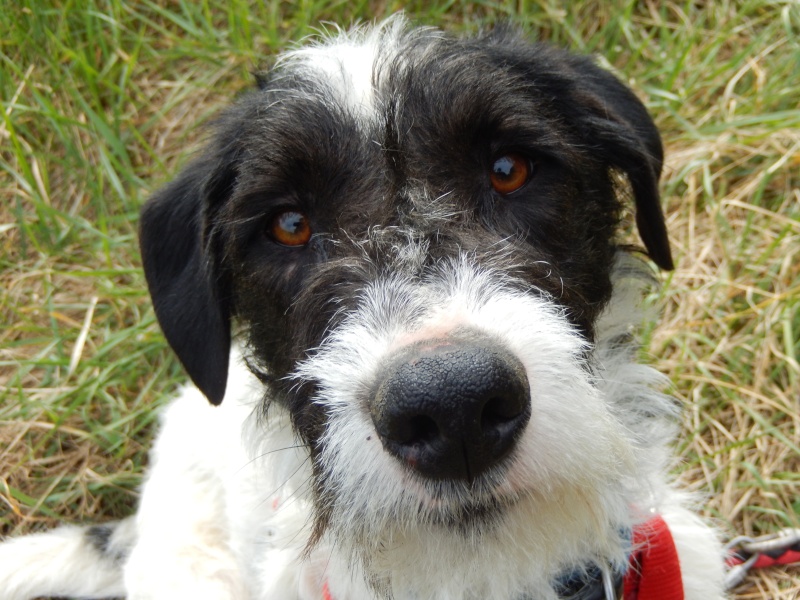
[320, 472, 621, 600]
[321, 464, 526, 550]
[425, 494, 513, 531]
[321, 483, 525, 596]
[411, 471, 523, 530]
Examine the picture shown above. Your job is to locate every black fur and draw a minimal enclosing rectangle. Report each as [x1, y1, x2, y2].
[86, 525, 114, 556]
[85, 524, 127, 565]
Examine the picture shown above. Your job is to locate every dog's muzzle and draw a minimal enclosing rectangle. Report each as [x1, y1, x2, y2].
[370, 334, 531, 482]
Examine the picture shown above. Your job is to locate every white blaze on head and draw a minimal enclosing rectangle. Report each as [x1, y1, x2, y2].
[275, 16, 439, 122]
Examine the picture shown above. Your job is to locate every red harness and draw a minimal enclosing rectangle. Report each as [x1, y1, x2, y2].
[321, 515, 684, 600]
[624, 515, 684, 600]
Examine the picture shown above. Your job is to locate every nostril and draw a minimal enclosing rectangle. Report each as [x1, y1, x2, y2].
[481, 395, 525, 431]
[394, 415, 439, 447]
[409, 415, 439, 445]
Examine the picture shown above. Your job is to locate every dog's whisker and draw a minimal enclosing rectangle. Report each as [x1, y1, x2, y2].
[237, 444, 308, 472]
[253, 455, 313, 511]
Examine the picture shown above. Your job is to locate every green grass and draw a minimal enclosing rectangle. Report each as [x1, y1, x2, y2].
[1, 1, 798, 597]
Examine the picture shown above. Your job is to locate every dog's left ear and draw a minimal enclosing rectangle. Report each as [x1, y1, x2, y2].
[139, 156, 234, 405]
[566, 55, 674, 271]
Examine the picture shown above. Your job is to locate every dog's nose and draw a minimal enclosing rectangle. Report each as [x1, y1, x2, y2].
[371, 341, 531, 482]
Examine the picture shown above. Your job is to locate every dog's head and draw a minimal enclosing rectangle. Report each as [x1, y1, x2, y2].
[140, 17, 672, 594]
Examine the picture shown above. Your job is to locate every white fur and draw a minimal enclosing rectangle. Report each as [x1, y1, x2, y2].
[660, 500, 728, 599]
[0, 520, 131, 599]
[276, 16, 430, 122]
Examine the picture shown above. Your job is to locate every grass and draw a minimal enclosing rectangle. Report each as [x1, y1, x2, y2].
[1, 0, 798, 597]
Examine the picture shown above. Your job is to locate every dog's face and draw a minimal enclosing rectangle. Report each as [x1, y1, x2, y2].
[140, 19, 672, 594]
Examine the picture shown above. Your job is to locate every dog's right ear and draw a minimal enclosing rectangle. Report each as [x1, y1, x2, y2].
[139, 157, 233, 405]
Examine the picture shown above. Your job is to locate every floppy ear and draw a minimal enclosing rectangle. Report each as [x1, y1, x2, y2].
[139, 158, 233, 405]
[568, 57, 674, 270]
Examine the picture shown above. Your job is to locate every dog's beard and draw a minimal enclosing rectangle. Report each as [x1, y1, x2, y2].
[316, 471, 525, 600]
[312, 461, 630, 600]
[321, 460, 521, 536]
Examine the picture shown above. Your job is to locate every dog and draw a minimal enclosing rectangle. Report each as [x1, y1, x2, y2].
[0, 16, 727, 600]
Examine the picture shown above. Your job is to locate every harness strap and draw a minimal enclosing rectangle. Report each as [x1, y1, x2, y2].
[624, 515, 684, 600]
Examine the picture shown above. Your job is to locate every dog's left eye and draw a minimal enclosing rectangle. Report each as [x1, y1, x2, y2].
[490, 153, 532, 195]
[269, 210, 312, 247]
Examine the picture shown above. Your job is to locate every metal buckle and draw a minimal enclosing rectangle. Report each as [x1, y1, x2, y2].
[600, 563, 620, 599]
[724, 528, 800, 589]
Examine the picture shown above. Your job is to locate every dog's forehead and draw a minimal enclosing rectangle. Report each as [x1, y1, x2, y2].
[256, 23, 569, 137]
[233, 23, 582, 206]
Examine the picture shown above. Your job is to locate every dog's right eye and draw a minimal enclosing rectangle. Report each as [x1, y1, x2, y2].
[268, 210, 312, 247]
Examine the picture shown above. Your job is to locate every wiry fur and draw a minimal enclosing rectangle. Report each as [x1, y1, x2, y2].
[0, 16, 726, 600]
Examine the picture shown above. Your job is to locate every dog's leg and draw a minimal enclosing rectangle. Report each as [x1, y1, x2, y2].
[122, 386, 249, 600]
[124, 484, 247, 600]
[0, 517, 133, 600]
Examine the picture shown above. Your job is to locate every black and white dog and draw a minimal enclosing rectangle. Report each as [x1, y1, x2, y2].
[1, 17, 727, 600]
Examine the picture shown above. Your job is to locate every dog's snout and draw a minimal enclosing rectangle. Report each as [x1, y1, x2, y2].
[371, 341, 531, 482]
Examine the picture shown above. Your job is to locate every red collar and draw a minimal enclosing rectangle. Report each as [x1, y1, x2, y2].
[321, 515, 684, 600]
[624, 515, 684, 600]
